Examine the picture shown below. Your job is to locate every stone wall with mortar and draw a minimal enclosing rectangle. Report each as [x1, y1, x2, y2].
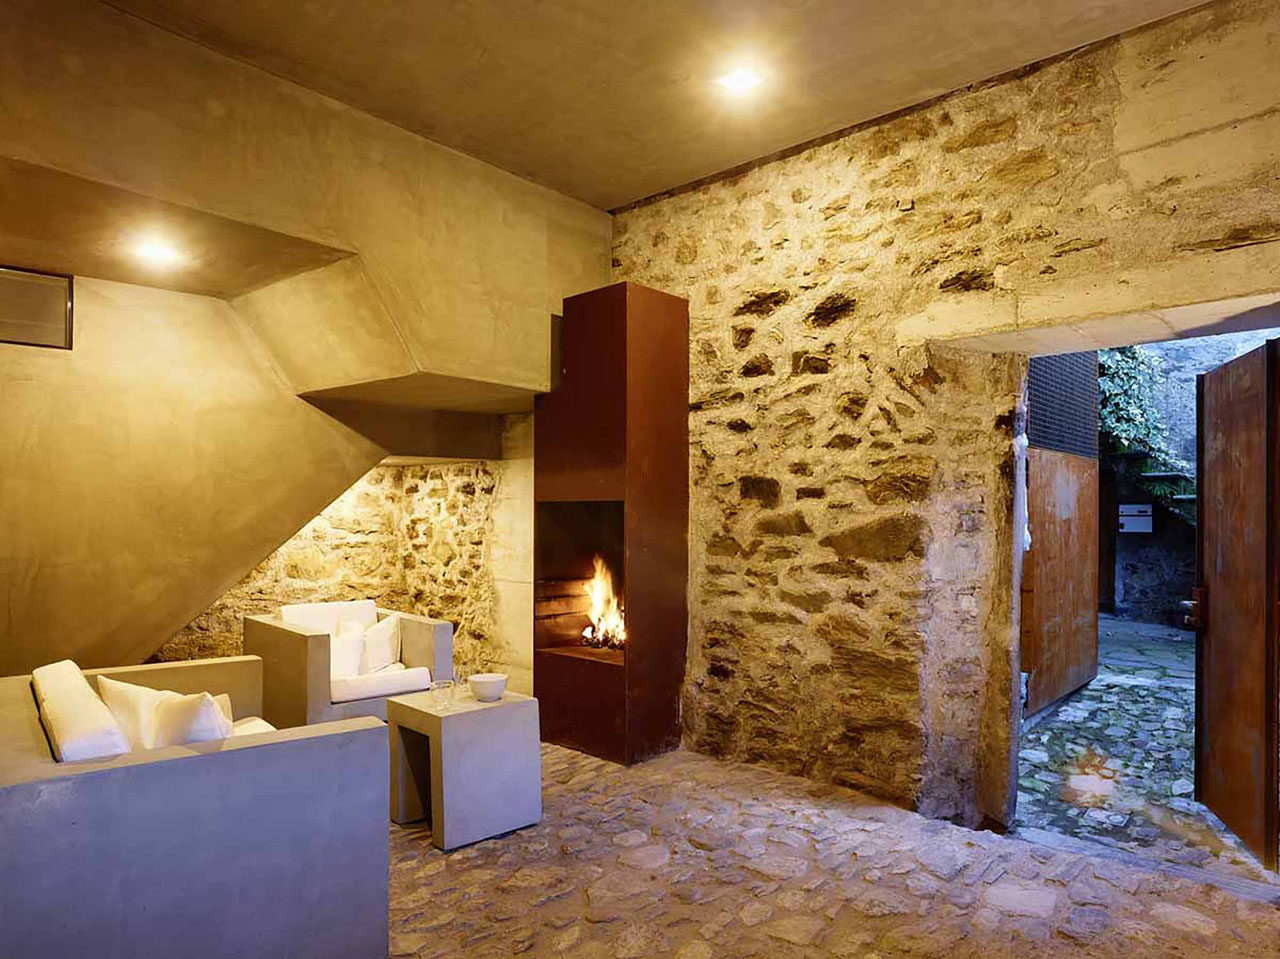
[612, 0, 1280, 826]
[1113, 500, 1195, 626]
[156, 462, 508, 678]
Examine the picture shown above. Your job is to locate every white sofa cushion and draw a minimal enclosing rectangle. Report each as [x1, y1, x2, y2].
[359, 614, 401, 674]
[330, 666, 432, 704]
[32, 660, 130, 762]
[281, 600, 378, 635]
[232, 716, 277, 737]
[152, 691, 234, 748]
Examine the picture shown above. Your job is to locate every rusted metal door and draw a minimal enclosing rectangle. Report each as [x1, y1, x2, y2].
[1195, 341, 1279, 870]
[1021, 447, 1100, 715]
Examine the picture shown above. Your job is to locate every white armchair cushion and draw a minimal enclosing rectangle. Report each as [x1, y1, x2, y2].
[152, 692, 234, 748]
[32, 660, 130, 762]
[281, 600, 378, 634]
[330, 666, 432, 704]
[359, 614, 401, 674]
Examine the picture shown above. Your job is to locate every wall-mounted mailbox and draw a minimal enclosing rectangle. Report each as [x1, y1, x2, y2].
[1119, 503, 1153, 533]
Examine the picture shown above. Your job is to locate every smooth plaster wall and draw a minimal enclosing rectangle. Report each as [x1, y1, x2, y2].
[612, 0, 1280, 827]
[490, 415, 536, 693]
[0, 0, 611, 393]
[0, 278, 383, 673]
[0, 0, 609, 673]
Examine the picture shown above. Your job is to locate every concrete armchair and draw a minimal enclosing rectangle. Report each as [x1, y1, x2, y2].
[0, 655, 388, 959]
[245, 605, 453, 728]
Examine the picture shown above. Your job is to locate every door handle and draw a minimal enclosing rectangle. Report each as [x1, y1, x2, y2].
[1182, 587, 1207, 629]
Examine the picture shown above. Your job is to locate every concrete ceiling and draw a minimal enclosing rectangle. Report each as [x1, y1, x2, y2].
[107, 0, 1206, 210]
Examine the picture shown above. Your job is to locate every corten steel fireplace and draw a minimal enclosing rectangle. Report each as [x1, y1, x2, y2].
[534, 281, 688, 765]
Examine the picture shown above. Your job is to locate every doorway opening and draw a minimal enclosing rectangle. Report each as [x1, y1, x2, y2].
[1012, 326, 1280, 884]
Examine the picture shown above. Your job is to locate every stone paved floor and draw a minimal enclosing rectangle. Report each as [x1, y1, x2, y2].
[389, 744, 1280, 958]
[1016, 615, 1273, 883]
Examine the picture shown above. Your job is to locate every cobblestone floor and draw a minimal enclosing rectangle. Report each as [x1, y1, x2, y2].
[1015, 615, 1272, 883]
[389, 743, 1280, 958]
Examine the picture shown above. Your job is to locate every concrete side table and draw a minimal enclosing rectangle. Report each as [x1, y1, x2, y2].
[387, 689, 541, 850]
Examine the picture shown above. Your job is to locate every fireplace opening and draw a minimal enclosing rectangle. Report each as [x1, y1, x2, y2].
[535, 500, 625, 658]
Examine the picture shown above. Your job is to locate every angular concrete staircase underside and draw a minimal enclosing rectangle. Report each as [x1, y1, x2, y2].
[0, 160, 545, 673]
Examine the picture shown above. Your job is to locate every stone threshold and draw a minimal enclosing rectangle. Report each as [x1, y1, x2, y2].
[1014, 825, 1280, 905]
[1090, 670, 1195, 692]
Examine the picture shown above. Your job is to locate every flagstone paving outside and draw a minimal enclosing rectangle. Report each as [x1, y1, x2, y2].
[1015, 615, 1273, 883]
[388, 741, 1280, 958]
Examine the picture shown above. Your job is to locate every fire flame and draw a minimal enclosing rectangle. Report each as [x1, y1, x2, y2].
[582, 556, 626, 649]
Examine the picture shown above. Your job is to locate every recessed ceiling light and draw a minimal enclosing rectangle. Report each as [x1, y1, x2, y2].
[717, 66, 764, 96]
[132, 236, 185, 269]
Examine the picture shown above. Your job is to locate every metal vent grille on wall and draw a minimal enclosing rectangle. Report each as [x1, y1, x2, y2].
[0, 265, 72, 349]
[1027, 352, 1099, 458]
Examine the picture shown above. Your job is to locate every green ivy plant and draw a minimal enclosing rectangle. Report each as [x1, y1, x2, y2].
[1098, 347, 1195, 522]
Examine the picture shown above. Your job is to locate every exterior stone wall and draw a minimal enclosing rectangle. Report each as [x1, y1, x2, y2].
[156, 462, 507, 677]
[1113, 501, 1195, 626]
[612, 0, 1280, 826]
[1106, 329, 1276, 626]
[1140, 329, 1276, 468]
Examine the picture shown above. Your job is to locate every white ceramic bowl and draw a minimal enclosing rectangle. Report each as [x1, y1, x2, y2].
[468, 672, 508, 702]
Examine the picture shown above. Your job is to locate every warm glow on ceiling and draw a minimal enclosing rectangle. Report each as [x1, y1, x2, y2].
[132, 235, 186, 268]
[716, 66, 764, 97]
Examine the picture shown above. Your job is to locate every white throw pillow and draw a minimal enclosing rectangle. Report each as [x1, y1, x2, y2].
[98, 675, 175, 751]
[330, 619, 366, 678]
[99, 678, 237, 751]
[214, 693, 234, 724]
[152, 692, 234, 749]
[359, 614, 401, 674]
[32, 660, 130, 762]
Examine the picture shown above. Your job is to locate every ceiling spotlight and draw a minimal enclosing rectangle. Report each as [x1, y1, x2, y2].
[132, 236, 185, 269]
[717, 66, 763, 96]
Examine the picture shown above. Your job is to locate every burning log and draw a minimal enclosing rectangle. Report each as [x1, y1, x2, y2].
[534, 557, 626, 651]
[581, 556, 626, 649]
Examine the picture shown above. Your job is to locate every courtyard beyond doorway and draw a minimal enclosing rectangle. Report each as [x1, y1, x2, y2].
[1016, 616, 1275, 885]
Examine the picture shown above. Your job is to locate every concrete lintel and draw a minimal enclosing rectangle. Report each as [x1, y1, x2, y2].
[933, 290, 1280, 356]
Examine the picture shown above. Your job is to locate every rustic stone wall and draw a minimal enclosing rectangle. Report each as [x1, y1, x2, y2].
[156, 462, 507, 677]
[1113, 501, 1195, 626]
[612, 0, 1280, 826]
[1140, 330, 1276, 468]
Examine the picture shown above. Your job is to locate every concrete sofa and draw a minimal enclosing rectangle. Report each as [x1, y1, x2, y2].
[246, 606, 453, 727]
[0, 656, 388, 959]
